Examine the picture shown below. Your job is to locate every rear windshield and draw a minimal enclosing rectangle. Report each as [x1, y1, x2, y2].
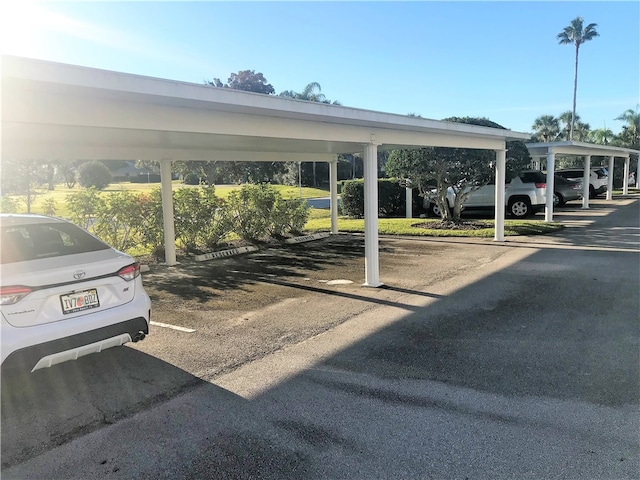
[1, 222, 110, 264]
[519, 171, 547, 183]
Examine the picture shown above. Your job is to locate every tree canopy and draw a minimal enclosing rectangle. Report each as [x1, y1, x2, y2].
[207, 70, 275, 95]
[385, 117, 530, 222]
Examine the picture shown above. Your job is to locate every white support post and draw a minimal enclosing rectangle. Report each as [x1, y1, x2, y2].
[607, 156, 615, 200]
[363, 142, 382, 287]
[329, 158, 338, 234]
[405, 186, 412, 219]
[494, 148, 506, 242]
[582, 155, 591, 209]
[623, 156, 630, 195]
[160, 159, 177, 265]
[545, 150, 555, 222]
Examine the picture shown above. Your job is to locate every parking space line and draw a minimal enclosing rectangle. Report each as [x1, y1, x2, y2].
[150, 321, 196, 333]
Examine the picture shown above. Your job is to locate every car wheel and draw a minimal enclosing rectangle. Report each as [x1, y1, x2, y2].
[553, 192, 565, 207]
[429, 202, 442, 217]
[508, 197, 531, 218]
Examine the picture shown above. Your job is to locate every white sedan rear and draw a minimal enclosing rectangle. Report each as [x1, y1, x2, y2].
[1, 214, 151, 372]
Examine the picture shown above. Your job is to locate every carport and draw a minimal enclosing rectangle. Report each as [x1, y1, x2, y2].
[2, 55, 530, 286]
[526, 141, 639, 221]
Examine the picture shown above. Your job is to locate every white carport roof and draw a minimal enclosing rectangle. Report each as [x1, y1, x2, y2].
[526, 141, 638, 159]
[2, 55, 531, 286]
[525, 141, 639, 221]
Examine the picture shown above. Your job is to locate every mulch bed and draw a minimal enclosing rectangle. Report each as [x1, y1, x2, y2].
[413, 220, 491, 231]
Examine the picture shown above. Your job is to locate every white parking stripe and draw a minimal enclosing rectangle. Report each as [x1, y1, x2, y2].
[150, 321, 195, 333]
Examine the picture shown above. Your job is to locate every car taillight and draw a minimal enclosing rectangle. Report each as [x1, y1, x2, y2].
[118, 263, 140, 281]
[535, 182, 546, 188]
[0, 286, 32, 305]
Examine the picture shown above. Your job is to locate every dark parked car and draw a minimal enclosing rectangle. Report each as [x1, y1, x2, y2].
[553, 175, 583, 207]
[556, 167, 608, 198]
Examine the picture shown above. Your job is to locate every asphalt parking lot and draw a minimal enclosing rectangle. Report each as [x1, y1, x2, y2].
[2, 197, 639, 478]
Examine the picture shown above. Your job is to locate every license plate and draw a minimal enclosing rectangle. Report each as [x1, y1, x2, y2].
[60, 289, 100, 314]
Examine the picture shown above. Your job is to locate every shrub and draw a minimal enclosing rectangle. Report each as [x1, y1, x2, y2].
[0, 195, 21, 213]
[66, 187, 105, 229]
[226, 184, 277, 241]
[340, 180, 365, 218]
[77, 161, 112, 189]
[340, 179, 413, 218]
[92, 190, 146, 252]
[269, 197, 310, 238]
[173, 186, 229, 254]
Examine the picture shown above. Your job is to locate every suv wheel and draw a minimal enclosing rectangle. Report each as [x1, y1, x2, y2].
[508, 197, 531, 218]
[429, 202, 443, 217]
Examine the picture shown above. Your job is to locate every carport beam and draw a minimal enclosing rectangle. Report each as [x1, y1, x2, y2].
[329, 159, 338, 234]
[606, 156, 615, 200]
[493, 149, 506, 242]
[623, 156, 630, 195]
[545, 150, 555, 222]
[582, 155, 591, 209]
[363, 142, 382, 287]
[160, 159, 177, 265]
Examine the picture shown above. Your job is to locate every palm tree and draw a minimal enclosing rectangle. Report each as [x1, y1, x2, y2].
[531, 115, 560, 142]
[279, 82, 341, 105]
[573, 121, 591, 142]
[557, 17, 599, 140]
[615, 108, 640, 148]
[279, 83, 341, 186]
[558, 111, 577, 140]
[588, 128, 614, 145]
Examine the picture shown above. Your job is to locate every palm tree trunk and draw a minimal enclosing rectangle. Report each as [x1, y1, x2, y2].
[571, 44, 580, 140]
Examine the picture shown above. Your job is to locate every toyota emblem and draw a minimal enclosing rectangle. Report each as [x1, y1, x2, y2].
[73, 270, 86, 280]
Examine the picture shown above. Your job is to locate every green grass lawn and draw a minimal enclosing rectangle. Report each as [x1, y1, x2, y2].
[304, 208, 563, 237]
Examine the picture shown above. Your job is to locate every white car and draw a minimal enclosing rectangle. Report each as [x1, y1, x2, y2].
[424, 170, 548, 218]
[555, 167, 608, 198]
[1, 214, 151, 373]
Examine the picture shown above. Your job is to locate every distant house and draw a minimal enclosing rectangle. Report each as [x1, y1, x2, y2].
[111, 161, 161, 183]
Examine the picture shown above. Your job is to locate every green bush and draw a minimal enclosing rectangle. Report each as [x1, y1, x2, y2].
[226, 184, 277, 241]
[269, 197, 310, 238]
[340, 180, 365, 218]
[340, 179, 417, 218]
[173, 186, 228, 254]
[0, 195, 21, 213]
[77, 161, 112, 190]
[67, 187, 105, 229]
[93, 190, 146, 252]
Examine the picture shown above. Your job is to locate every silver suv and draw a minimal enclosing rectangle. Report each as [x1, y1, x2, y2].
[424, 170, 547, 218]
[556, 167, 608, 198]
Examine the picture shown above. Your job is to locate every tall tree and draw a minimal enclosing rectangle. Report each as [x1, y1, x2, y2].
[385, 117, 530, 223]
[279, 82, 341, 105]
[531, 115, 560, 142]
[558, 111, 577, 140]
[588, 128, 614, 145]
[615, 108, 640, 149]
[202, 70, 280, 183]
[278, 82, 341, 186]
[557, 17, 599, 140]
[207, 70, 275, 95]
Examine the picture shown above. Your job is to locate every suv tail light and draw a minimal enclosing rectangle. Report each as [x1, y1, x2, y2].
[118, 263, 140, 282]
[535, 182, 546, 188]
[0, 286, 32, 305]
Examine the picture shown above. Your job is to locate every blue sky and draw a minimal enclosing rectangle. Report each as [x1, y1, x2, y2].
[2, 1, 638, 135]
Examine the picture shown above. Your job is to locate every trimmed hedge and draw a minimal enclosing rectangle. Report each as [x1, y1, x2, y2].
[339, 179, 426, 218]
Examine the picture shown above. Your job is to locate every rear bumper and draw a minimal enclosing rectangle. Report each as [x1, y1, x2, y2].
[1, 317, 149, 372]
